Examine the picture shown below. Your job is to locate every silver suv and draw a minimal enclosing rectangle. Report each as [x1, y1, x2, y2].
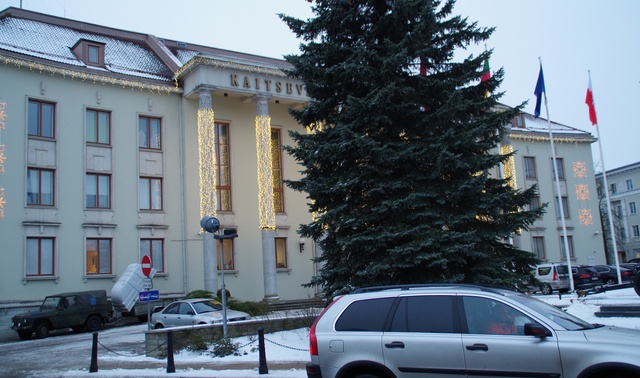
[306, 284, 640, 378]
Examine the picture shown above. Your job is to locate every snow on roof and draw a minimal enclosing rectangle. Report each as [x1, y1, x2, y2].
[0, 16, 173, 81]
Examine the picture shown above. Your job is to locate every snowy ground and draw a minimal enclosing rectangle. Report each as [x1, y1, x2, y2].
[12, 288, 640, 377]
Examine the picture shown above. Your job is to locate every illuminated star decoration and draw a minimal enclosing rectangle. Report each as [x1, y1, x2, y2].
[575, 184, 590, 201]
[579, 209, 593, 225]
[0, 188, 4, 218]
[573, 161, 587, 178]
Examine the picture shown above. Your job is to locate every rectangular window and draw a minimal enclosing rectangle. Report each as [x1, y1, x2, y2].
[560, 235, 575, 259]
[86, 238, 112, 274]
[552, 158, 565, 180]
[26, 237, 54, 276]
[529, 196, 542, 218]
[275, 237, 287, 268]
[28, 100, 55, 138]
[138, 116, 161, 149]
[523, 157, 536, 179]
[610, 183, 617, 194]
[86, 109, 110, 144]
[626, 179, 633, 191]
[272, 129, 285, 213]
[86, 173, 111, 208]
[215, 123, 232, 211]
[216, 238, 234, 270]
[532, 236, 545, 260]
[620, 227, 627, 240]
[139, 177, 162, 210]
[555, 196, 570, 219]
[632, 225, 640, 238]
[630, 202, 637, 215]
[87, 44, 103, 65]
[27, 168, 54, 206]
[140, 239, 164, 273]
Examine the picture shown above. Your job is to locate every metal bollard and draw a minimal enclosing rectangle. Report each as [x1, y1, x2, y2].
[167, 330, 176, 373]
[258, 327, 268, 374]
[90, 332, 98, 373]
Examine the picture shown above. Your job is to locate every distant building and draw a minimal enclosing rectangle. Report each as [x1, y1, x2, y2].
[0, 7, 606, 308]
[595, 162, 640, 263]
[496, 108, 605, 266]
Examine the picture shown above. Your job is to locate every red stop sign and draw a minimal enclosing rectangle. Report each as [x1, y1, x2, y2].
[141, 255, 152, 277]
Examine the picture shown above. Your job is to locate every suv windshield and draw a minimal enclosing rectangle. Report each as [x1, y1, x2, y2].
[41, 296, 61, 309]
[511, 293, 594, 330]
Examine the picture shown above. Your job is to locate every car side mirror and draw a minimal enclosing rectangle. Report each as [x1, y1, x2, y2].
[524, 323, 552, 339]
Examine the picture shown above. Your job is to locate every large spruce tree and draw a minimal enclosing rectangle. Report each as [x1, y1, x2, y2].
[280, 0, 543, 298]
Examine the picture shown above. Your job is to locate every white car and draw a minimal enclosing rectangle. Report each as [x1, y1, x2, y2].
[151, 298, 250, 328]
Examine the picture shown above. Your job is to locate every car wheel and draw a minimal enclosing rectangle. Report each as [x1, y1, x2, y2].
[17, 330, 32, 340]
[540, 284, 552, 295]
[634, 275, 640, 297]
[85, 316, 102, 332]
[154, 323, 164, 329]
[353, 374, 383, 378]
[34, 322, 50, 339]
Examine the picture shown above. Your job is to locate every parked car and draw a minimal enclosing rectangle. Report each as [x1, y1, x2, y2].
[592, 265, 636, 284]
[305, 284, 640, 378]
[620, 263, 640, 274]
[533, 263, 570, 295]
[571, 265, 602, 290]
[150, 298, 249, 329]
[627, 258, 640, 264]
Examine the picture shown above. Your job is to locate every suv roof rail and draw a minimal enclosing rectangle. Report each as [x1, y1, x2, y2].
[350, 283, 511, 294]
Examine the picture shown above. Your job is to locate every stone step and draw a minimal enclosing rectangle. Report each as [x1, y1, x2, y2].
[595, 304, 640, 318]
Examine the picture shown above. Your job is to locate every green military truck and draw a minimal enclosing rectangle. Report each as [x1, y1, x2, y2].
[11, 290, 111, 339]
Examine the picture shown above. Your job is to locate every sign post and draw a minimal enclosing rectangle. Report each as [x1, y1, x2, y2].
[141, 255, 153, 329]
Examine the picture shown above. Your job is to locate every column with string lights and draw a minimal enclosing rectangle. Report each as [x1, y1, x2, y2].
[255, 95, 279, 300]
[197, 87, 219, 294]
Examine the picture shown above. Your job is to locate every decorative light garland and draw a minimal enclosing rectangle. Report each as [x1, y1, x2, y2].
[509, 133, 592, 144]
[0, 54, 180, 95]
[500, 144, 517, 189]
[174, 56, 289, 84]
[197, 108, 217, 218]
[256, 115, 276, 230]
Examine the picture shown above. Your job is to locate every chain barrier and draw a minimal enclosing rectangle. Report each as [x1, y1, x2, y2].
[264, 337, 308, 352]
[98, 339, 167, 357]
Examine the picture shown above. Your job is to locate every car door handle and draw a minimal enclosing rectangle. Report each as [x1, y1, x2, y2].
[465, 343, 489, 351]
[385, 341, 405, 349]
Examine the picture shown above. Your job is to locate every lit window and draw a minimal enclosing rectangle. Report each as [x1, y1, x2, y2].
[27, 168, 54, 206]
[523, 157, 536, 179]
[28, 100, 55, 138]
[141, 239, 164, 273]
[139, 177, 162, 210]
[86, 173, 111, 208]
[138, 116, 161, 149]
[86, 109, 110, 144]
[86, 238, 112, 274]
[26, 237, 54, 276]
[216, 238, 234, 270]
[275, 237, 287, 268]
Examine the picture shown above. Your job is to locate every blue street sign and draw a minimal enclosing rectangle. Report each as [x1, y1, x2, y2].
[139, 290, 160, 302]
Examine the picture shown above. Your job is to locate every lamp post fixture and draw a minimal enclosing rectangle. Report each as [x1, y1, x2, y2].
[200, 216, 238, 339]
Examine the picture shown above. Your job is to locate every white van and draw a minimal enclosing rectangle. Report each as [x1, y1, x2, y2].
[534, 263, 570, 295]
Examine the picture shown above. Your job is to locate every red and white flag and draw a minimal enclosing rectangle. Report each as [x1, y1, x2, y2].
[585, 77, 598, 125]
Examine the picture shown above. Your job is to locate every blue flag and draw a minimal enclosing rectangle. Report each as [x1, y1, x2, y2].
[533, 64, 545, 118]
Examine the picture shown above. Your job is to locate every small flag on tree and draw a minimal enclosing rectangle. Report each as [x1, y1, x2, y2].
[533, 64, 545, 118]
[585, 77, 598, 125]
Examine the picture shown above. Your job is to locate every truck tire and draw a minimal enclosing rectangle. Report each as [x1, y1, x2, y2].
[85, 315, 102, 332]
[17, 330, 32, 340]
[34, 322, 50, 339]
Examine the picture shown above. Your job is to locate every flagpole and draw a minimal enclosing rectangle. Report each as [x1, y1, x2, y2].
[538, 58, 575, 292]
[589, 71, 622, 283]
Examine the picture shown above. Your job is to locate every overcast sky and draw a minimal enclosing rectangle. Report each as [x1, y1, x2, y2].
[1, 0, 638, 171]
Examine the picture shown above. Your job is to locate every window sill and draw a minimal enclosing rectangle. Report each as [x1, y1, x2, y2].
[276, 268, 292, 275]
[23, 276, 59, 285]
[83, 274, 117, 283]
